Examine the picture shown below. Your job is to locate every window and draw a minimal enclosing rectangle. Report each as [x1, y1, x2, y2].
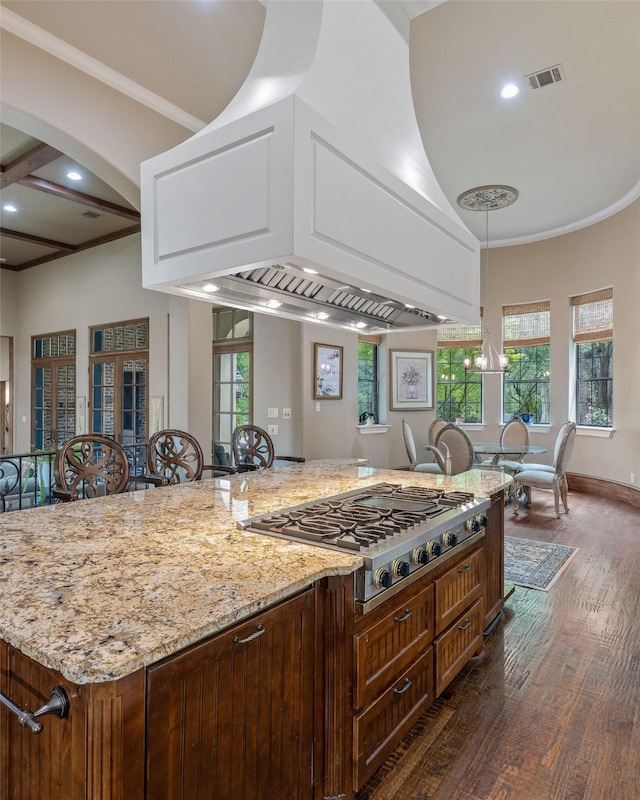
[357, 337, 380, 421]
[502, 302, 550, 424]
[437, 322, 483, 422]
[31, 331, 76, 449]
[572, 289, 613, 427]
[89, 319, 149, 442]
[212, 307, 252, 461]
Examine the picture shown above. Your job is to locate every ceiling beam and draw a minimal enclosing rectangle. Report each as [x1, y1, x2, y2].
[0, 227, 75, 251]
[0, 142, 62, 188]
[1, 224, 141, 272]
[18, 176, 141, 221]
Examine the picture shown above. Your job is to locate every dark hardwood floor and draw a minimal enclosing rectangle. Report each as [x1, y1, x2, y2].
[357, 488, 640, 800]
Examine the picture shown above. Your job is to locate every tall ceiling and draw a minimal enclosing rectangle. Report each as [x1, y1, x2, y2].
[1, 0, 639, 272]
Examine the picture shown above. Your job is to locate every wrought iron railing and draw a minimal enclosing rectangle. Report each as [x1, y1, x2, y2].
[0, 439, 156, 513]
[0, 450, 56, 513]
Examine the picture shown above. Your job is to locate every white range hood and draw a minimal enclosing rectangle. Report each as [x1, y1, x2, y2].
[140, 0, 479, 333]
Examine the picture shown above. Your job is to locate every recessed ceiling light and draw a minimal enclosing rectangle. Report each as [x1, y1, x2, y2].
[437, 315, 447, 321]
[265, 299, 282, 309]
[202, 283, 219, 293]
[3, 205, 17, 213]
[500, 83, 519, 99]
[360, 288, 371, 293]
[315, 312, 330, 320]
[405, 304, 415, 309]
[355, 321, 367, 329]
[303, 267, 318, 274]
[67, 171, 82, 181]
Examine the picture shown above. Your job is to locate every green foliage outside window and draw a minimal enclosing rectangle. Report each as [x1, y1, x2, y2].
[503, 345, 550, 423]
[436, 348, 482, 422]
[358, 341, 378, 421]
[576, 340, 612, 427]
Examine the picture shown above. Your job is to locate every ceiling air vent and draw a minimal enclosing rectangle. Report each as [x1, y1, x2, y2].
[525, 64, 565, 90]
[81, 210, 102, 219]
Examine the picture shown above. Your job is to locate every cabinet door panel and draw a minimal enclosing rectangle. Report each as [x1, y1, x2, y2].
[434, 597, 484, 696]
[353, 584, 434, 711]
[353, 646, 434, 790]
[434, 548, 482, 635]
[146, 588, 315, 800]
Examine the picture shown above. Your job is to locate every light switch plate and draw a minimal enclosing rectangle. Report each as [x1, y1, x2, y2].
[268, 424, 278, 435]
[268, 407, 279, 418]
[283, 408, 292, 419]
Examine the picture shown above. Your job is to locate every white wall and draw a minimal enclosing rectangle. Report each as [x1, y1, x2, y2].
[8, 235, 175, 452]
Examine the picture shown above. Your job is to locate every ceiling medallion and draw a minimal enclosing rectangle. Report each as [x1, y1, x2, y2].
[456, 185, 519, 212]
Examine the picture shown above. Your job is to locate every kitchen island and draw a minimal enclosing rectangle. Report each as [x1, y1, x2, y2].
[0, 461, 510, 800]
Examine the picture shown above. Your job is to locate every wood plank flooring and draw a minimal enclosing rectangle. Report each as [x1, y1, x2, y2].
[357, 488, 640, 800]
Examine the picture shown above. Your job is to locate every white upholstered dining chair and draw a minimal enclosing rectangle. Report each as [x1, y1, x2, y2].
[511, 422, 576, 518]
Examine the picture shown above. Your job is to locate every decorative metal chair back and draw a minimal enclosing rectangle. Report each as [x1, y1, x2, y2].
[148, 429, 206, 484]
[434, 424, 475, 475]
[53, 435, 130, 501]
[427, 417, 447, 446]
[232, 425, 275, 470]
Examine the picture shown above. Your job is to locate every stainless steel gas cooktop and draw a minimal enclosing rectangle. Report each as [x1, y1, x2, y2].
[239, 483, 490, 609]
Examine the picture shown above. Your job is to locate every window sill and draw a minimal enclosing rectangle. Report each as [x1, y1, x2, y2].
[576, 426, 615, 439]
[357, 424, 391, 435]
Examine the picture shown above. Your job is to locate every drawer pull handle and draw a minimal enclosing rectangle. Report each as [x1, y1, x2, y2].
[393, 608, 412, 623]
[393, 678, 412, 695]
[458, 564, 471, 574]
[0, 686, 69, 735]
[233, 624, 265, 644]
[458, 619, 472, 631]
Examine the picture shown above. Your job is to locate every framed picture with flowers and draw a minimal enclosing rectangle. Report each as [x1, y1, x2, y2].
[313, 343, 343, 400]
[389, 349, 434, 410]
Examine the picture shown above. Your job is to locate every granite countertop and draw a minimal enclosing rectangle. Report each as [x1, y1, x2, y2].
[0, 460, 510, 685]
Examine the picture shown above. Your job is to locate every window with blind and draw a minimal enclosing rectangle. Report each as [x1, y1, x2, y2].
[502, 302, 551, 424]
[572, 289, 613, 427]
[437, 322, 483, 423]
[358, 336, 380, 422]
[89, 319, 149, 442]
[212, 307, 252, 463]
[31, 330, 76, 449]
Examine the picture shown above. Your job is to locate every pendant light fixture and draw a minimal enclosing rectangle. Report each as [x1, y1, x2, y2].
[456, 185, 518, 374]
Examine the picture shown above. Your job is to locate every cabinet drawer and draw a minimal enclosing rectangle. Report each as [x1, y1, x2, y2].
[434, 597, 483, 696]
[353, 646, 434, 791]
[353, 583, 434, 711]
[434, 548, 482, 635]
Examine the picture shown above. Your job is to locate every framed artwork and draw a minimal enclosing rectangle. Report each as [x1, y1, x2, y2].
[389, 349, 434, 410]
[313, 343, 343, 400]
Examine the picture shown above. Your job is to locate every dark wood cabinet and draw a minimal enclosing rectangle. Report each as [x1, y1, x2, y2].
[351, 541, 485, 793]
[146, 587, 316, 800]
[353, 584, 434, 712]
[483, 490, 506, 630]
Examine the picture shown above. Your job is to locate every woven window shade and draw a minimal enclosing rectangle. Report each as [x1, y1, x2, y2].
[572, 288, 613, 342]
[358, 334, 383, 346]
[502, 301, 550, 347]
[437, 315, 482, 348]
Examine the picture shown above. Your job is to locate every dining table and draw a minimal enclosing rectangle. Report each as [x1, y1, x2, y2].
[472, 442, 548, 466]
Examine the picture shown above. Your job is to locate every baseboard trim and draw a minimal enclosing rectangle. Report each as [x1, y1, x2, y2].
[567, 472, 640, 509]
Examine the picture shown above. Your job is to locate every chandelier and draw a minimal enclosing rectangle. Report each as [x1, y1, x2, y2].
[456, 185, 518, 374]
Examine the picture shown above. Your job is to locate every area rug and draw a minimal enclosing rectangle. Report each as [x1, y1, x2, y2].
[504, 536, 579, 591]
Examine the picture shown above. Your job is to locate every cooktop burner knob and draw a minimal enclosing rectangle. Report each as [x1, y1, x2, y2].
[373, 568, 392, 589]
[442, 530, 458, 547]
[392, 559, 410, 578]
[465, 518, 481, 533]
[411, 546, 429, 565]
[477, 514, 488, 528]
[426, 539, 442, 557]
